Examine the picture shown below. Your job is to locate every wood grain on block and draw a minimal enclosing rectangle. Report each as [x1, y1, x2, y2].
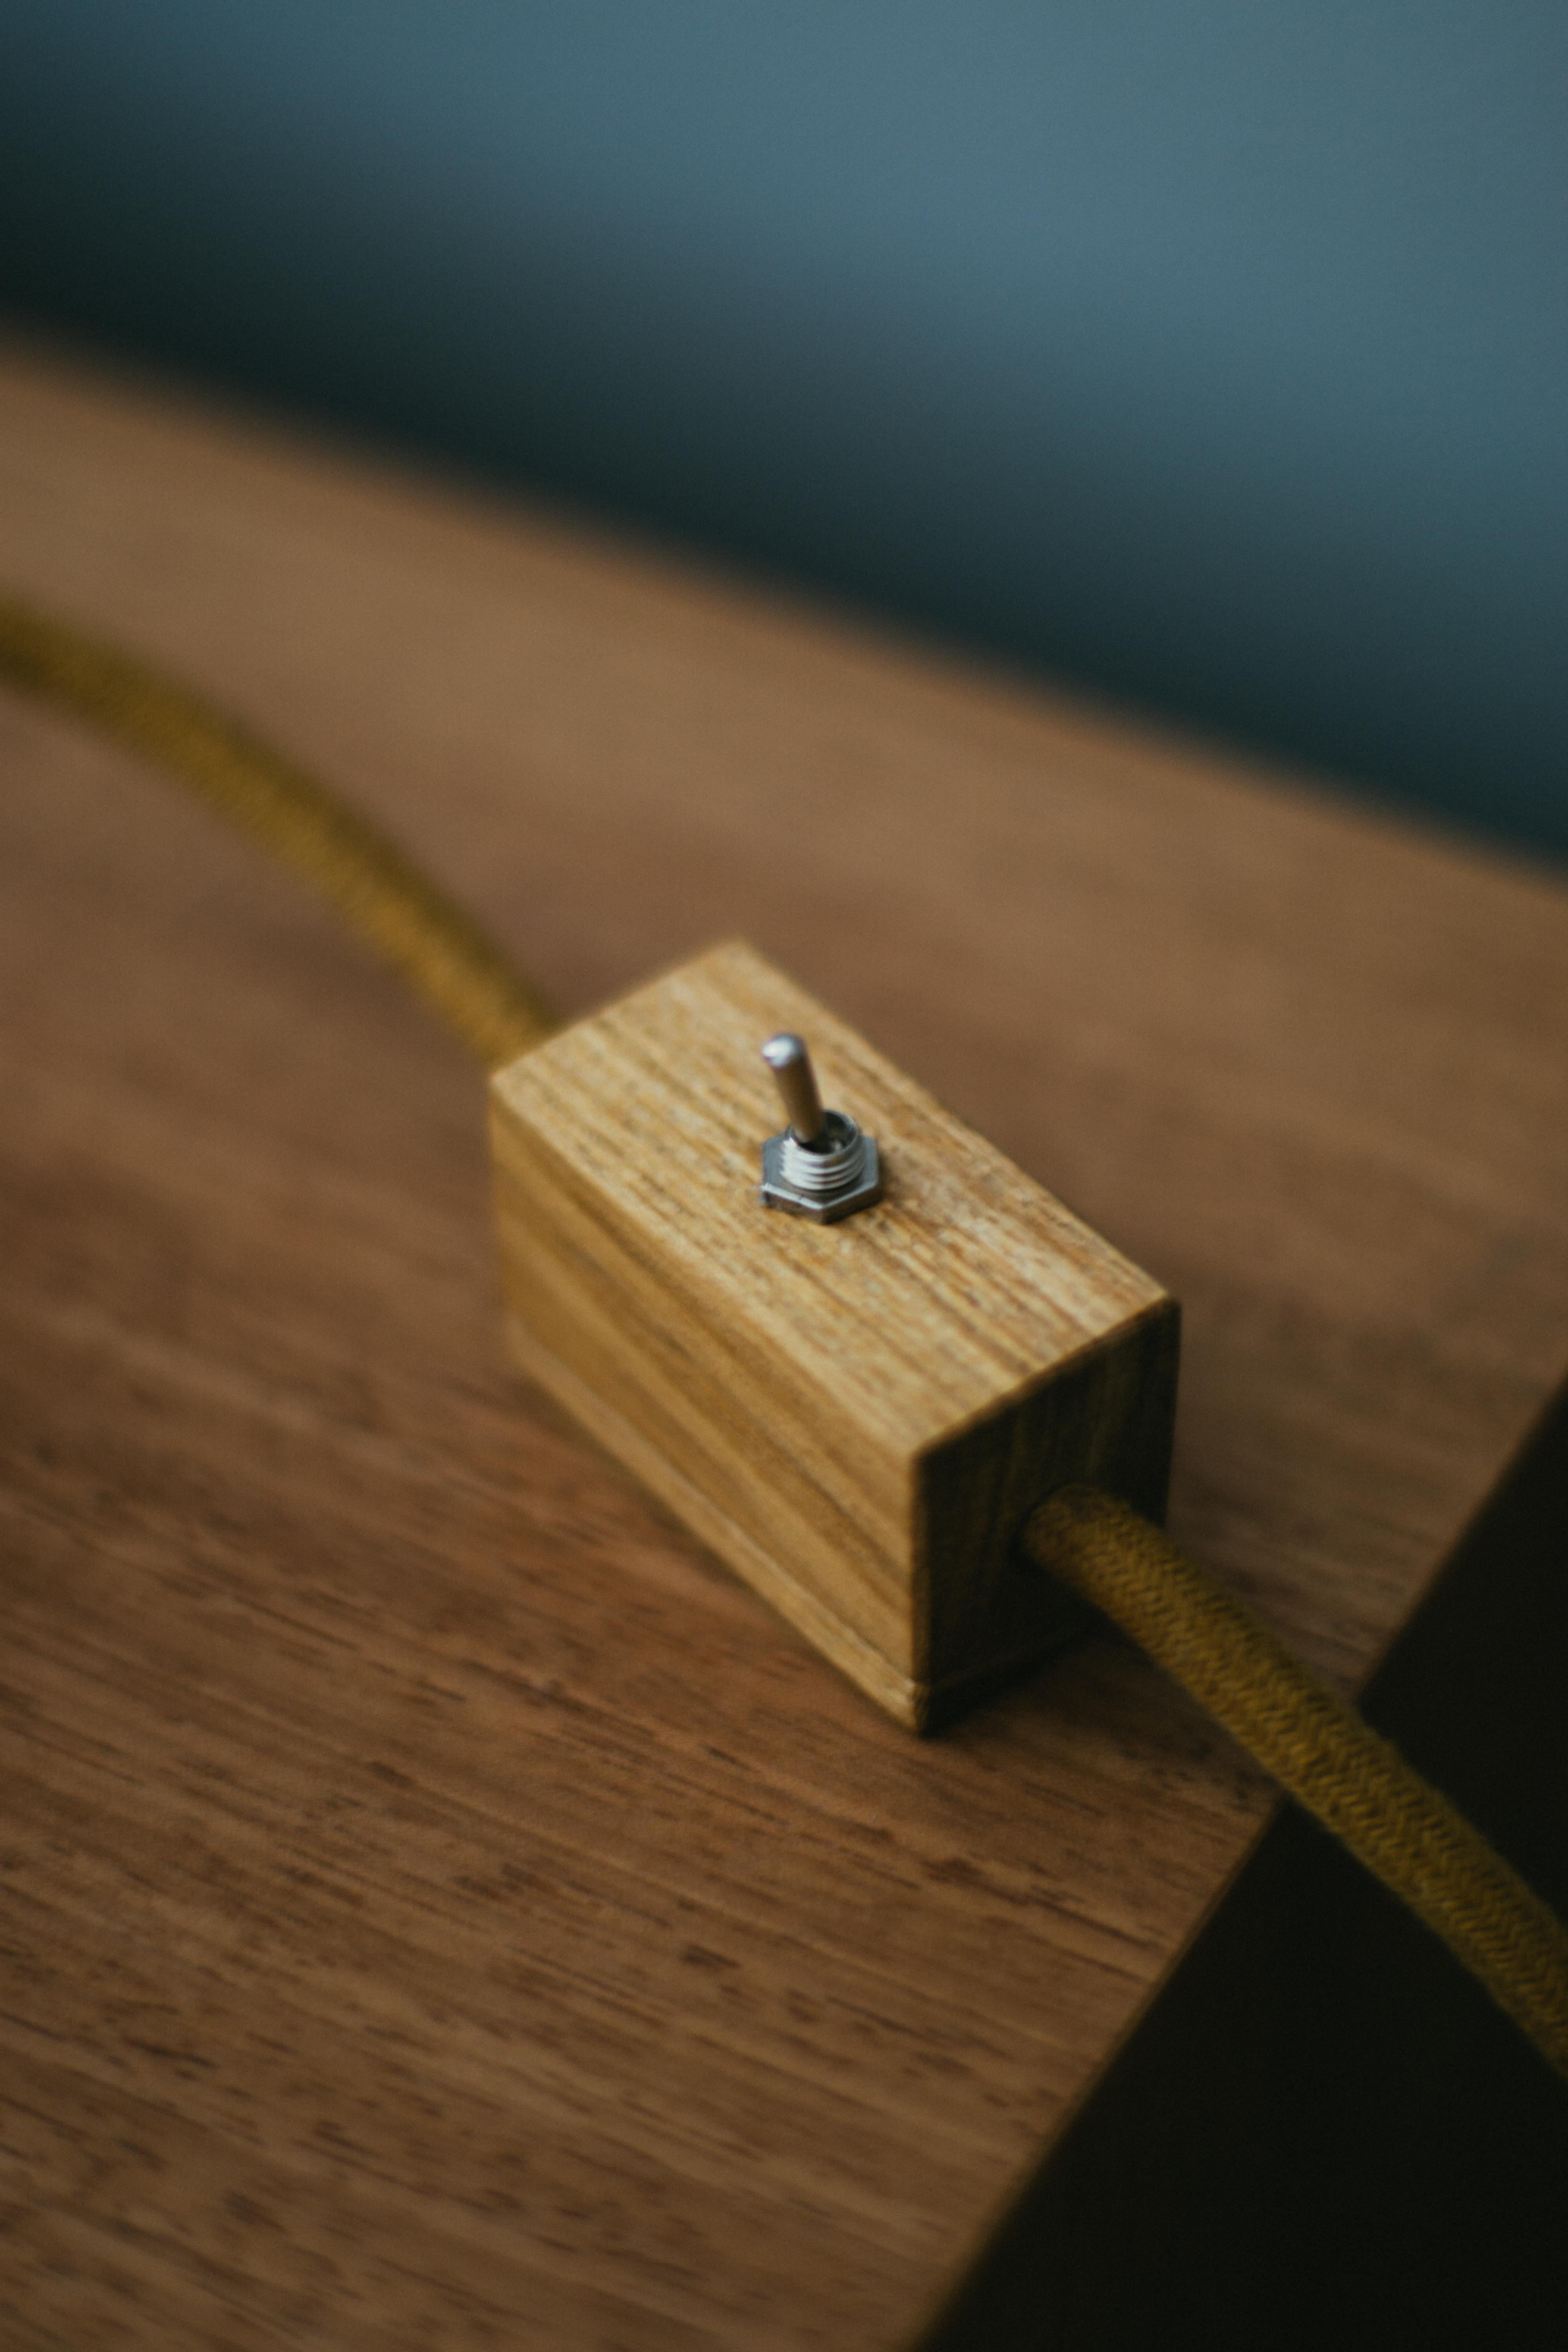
[491, 939, 1178, 1728]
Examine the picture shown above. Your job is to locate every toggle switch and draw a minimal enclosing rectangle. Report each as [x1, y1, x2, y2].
[489, 940, 1178, 1730]
[758, 1031, 883, 1222]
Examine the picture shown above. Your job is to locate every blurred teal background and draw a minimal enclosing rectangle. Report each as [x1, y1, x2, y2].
[2, 3, 1563, 858]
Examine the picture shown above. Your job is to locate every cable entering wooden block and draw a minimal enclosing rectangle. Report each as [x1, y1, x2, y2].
[489, 939, 1179, 1730]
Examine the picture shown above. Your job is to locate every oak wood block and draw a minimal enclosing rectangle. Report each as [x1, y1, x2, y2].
[491, 940, 1179, 1728]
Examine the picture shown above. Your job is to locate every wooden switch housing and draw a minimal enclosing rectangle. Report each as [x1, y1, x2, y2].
[490, 941, 1179, 1729]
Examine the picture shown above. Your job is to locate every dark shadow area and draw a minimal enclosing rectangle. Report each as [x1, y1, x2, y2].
[917, 1370, 1568, 2348]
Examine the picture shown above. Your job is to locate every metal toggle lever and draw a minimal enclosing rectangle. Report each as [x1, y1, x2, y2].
[758, 1033, 883, 1222]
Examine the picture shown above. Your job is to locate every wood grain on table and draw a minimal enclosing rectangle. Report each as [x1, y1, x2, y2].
[2, 334, 1567, 2349]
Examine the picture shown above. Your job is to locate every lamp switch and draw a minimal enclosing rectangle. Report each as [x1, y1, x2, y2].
[489, 940, 1178, 1730]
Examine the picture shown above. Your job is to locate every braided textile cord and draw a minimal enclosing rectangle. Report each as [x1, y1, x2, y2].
[0, 594, 555, 1069]
[5, 589, 1567, 2082]
[1028, 1487, 1568, 2078]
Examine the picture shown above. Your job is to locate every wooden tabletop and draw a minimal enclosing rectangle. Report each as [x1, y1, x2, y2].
[3, 335, 1567, 2350]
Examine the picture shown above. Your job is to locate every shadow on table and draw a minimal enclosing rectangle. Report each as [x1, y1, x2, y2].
[918, 1368, 1568, 2351]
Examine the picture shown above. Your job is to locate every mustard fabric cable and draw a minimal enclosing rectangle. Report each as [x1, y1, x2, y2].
[1027, 1488, 1568, 2079]
[5, 589, 1567, 2084]
[0, 593, 554, 1069]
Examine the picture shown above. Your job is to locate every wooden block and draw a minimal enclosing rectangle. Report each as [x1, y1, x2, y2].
[490, 938, 1180, 1728]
